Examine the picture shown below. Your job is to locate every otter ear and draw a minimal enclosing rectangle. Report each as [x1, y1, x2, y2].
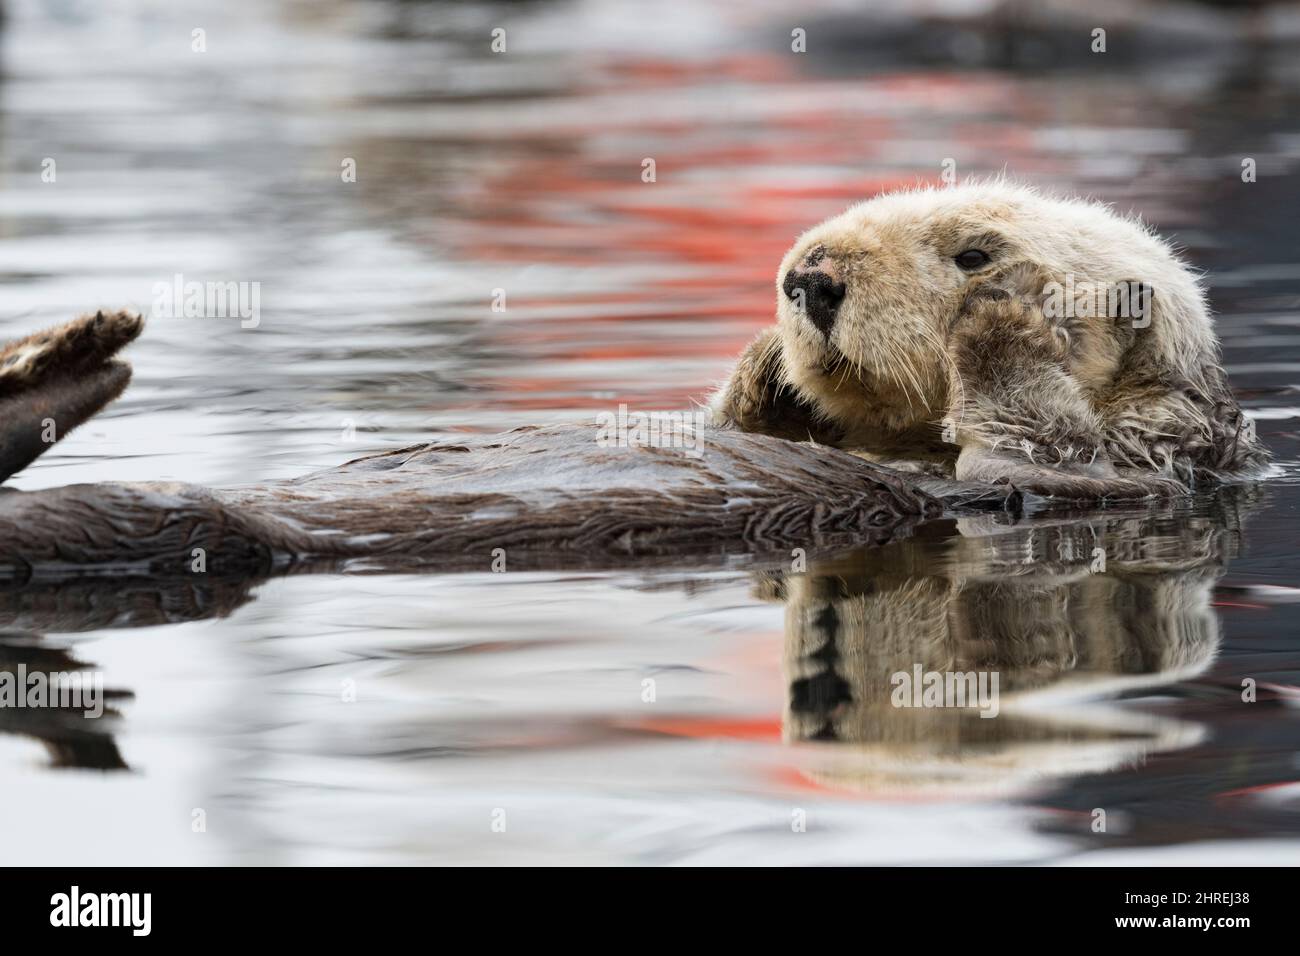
[1110, 279, 1155, 332]
[712, 327, 842, 444]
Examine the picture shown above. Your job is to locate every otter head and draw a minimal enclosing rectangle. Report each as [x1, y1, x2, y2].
[774, 182, 1209, 440]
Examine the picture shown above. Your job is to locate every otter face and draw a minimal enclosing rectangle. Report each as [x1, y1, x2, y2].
[776, 190, 1022, 435]
[773, 182, 1205, 440]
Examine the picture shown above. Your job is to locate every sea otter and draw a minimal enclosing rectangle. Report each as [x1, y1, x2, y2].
[712, 181, 1269, 498]
[0, 184, 1274, 574]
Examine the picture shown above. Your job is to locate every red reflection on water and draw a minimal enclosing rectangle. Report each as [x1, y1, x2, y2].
[433, 55, 1068, 414]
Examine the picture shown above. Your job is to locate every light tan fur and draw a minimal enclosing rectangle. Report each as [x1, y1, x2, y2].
[712, 181, 1269, 498]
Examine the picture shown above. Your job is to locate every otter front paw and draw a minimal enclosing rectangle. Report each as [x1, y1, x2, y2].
[950, 289, 1069, 371]
[940, 282, 1188, 498]
[712, 327, 842, 444]
[956, 445, 1184, 500]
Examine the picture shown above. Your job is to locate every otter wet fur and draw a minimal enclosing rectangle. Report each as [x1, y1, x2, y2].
[712, 180, 1270, 499]
[0, 310, 142, 485]
[1, 310, 1015, 575]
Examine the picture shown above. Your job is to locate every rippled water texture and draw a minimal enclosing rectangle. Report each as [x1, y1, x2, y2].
[2, 0, 1299, 864]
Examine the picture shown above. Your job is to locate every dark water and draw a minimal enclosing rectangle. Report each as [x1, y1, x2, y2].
[1, 0, 1299, 864]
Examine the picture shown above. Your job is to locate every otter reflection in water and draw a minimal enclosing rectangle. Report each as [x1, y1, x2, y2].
[0, 633, 132, 770]
[765, 486, 1259, 797]
[0, 488, 1258, 782]
[0, 575, 256, 771]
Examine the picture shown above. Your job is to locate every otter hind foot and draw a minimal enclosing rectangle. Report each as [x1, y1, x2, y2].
[0, 311, 142, 484]
[0, 309, 142, 396]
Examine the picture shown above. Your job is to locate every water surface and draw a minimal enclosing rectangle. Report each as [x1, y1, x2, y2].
[2, 0, 1299, 865]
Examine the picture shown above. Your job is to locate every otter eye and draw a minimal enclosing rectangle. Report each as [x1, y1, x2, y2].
[955, 249, 990, 271]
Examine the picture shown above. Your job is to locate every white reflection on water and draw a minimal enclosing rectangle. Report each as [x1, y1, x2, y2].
[0, 571, 1063, 865]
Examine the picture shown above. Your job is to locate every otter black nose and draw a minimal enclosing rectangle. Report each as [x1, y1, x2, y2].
[783, 267, 846, 335]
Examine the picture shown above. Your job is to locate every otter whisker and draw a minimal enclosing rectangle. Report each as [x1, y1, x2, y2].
[832, 354, 854, 393]
[915, 323, 963, 416]
[879, 334, 926, 416]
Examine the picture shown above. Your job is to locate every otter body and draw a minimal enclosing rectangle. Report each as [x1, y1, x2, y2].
[713, 182, 1269, 498]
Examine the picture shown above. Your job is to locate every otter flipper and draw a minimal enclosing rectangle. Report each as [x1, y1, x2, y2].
[0, 311, 143, 484]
